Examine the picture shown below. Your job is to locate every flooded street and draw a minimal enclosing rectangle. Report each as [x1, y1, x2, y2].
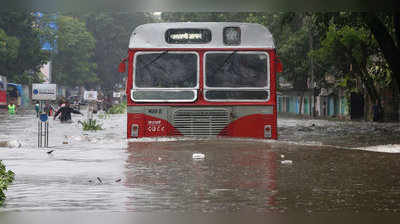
[1, 109, 400, 212]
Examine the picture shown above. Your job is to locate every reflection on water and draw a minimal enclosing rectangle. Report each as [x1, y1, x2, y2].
[124, 140, 277, 212]
[1, 109, 400, 212]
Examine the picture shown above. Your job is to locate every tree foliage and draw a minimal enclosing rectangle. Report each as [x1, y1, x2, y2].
[310, 24, 382, 100]
[0, 28, 19, 61]
[364, 12, 400, 93]
[0, 11, 49, 84]
[309, 12, 400, 106]
[52, 16, 98, 87]
[246, 13, 318, 89]
[161, 12, 251, 22]
[0, 160, 14, 206]
[80, 12, 151, 95]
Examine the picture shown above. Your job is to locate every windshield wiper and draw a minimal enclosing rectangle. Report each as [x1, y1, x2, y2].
[139, 51, 169, 69]
[211, 50, 238, 74]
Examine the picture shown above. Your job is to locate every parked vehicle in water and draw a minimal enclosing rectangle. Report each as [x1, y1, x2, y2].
[7, 83, 22, 106]
[119, 22, 282, 139]
[0, 76, 7, 108]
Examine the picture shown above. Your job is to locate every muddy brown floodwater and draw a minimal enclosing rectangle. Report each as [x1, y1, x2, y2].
[1, 109, 400, 213]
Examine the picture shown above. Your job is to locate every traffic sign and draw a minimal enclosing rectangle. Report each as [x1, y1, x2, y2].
[32, 83, 57, 101]
[84, 91, 98, 101]
[113, 91, 121, 98]
[39, 113, 48, 122]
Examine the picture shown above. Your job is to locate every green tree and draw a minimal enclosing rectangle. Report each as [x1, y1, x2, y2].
[247, 13, 321, 90]
[312, 12, 399, 120]
[161, 12, 251, 22]
[314, 12, 400, 93]
[0, 11, 49, 84]
[52, 16, 98, 88]
[310, 24, 382, 100]
[80, 12, 151, 96]
[363, 12, 400, 94]
[0, 160, 14, 206]
[0, 28, 19, 64]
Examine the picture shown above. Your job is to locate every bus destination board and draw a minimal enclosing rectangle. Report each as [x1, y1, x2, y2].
[165, 29, 211, 44]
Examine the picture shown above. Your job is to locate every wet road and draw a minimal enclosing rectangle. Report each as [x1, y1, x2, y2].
[1, 109, 400, 212]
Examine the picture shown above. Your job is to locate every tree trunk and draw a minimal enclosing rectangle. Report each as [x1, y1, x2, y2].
[361, 69, 379, 103]
[364, 13, 400, 94]
[394, 12, 400, 48]
[393, 81, 400, 121]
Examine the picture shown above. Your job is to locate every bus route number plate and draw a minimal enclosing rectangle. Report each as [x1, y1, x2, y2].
[148, 108, 162, 114]
[147, 120, 165, 133]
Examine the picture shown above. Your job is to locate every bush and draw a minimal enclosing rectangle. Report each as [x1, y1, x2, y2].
[107, 102, 126, 114]
[78, 119, 103, 131]
[0, 161, 14, 206]
[97, 111, 110, 120]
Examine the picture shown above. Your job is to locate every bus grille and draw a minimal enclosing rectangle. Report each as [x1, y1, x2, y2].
[173, 109, 230, 136]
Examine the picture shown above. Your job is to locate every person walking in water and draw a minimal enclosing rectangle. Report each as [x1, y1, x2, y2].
[8, 102, 16, 115]
[44, 102, 54, 116]
[35, 101, 40, 117]
[54, 102, 83, 122]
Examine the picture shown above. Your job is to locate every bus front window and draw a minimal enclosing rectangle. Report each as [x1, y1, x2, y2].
[132, 52, 198, 102]
[135, 52, 198, 88]
[205, 52, 270, 101]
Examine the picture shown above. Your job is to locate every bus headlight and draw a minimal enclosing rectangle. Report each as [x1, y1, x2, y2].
[131, 124, 139, 137]
[264, 125, 272, 139]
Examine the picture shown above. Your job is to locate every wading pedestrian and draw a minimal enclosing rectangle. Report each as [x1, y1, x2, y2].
[8, 102, 16, 115]
[54, 102, 83, 123]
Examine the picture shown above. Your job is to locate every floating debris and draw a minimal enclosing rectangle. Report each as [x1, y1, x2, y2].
[115, 178, 122, 183]
[280, 154, 285, 158]
[0, 140, 22, 148]
[281, 160, 293, 165]
[192, 153, 205, 159]
[96, 177, 103, 184]
[46, 150, 54, 154]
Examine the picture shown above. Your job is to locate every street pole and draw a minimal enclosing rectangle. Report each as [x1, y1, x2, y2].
[38, 100, 49, 148]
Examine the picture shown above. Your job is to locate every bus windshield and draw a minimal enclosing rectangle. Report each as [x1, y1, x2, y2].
[205, 52, 269, 88]
[135, 52, 198, 88]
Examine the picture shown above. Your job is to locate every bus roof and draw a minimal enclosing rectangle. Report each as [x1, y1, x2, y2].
[129, 22, 275, 49]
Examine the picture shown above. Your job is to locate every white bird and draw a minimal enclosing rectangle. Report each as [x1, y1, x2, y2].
[192, 153, 205, 159]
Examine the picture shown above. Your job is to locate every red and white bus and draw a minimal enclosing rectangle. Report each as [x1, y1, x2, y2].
[120, 22, 282, 139]
[0, 75, 7, 107]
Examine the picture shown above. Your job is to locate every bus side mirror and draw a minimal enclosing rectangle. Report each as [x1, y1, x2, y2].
[276, 58, 283, 73]
[118, 61, 126, 73]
